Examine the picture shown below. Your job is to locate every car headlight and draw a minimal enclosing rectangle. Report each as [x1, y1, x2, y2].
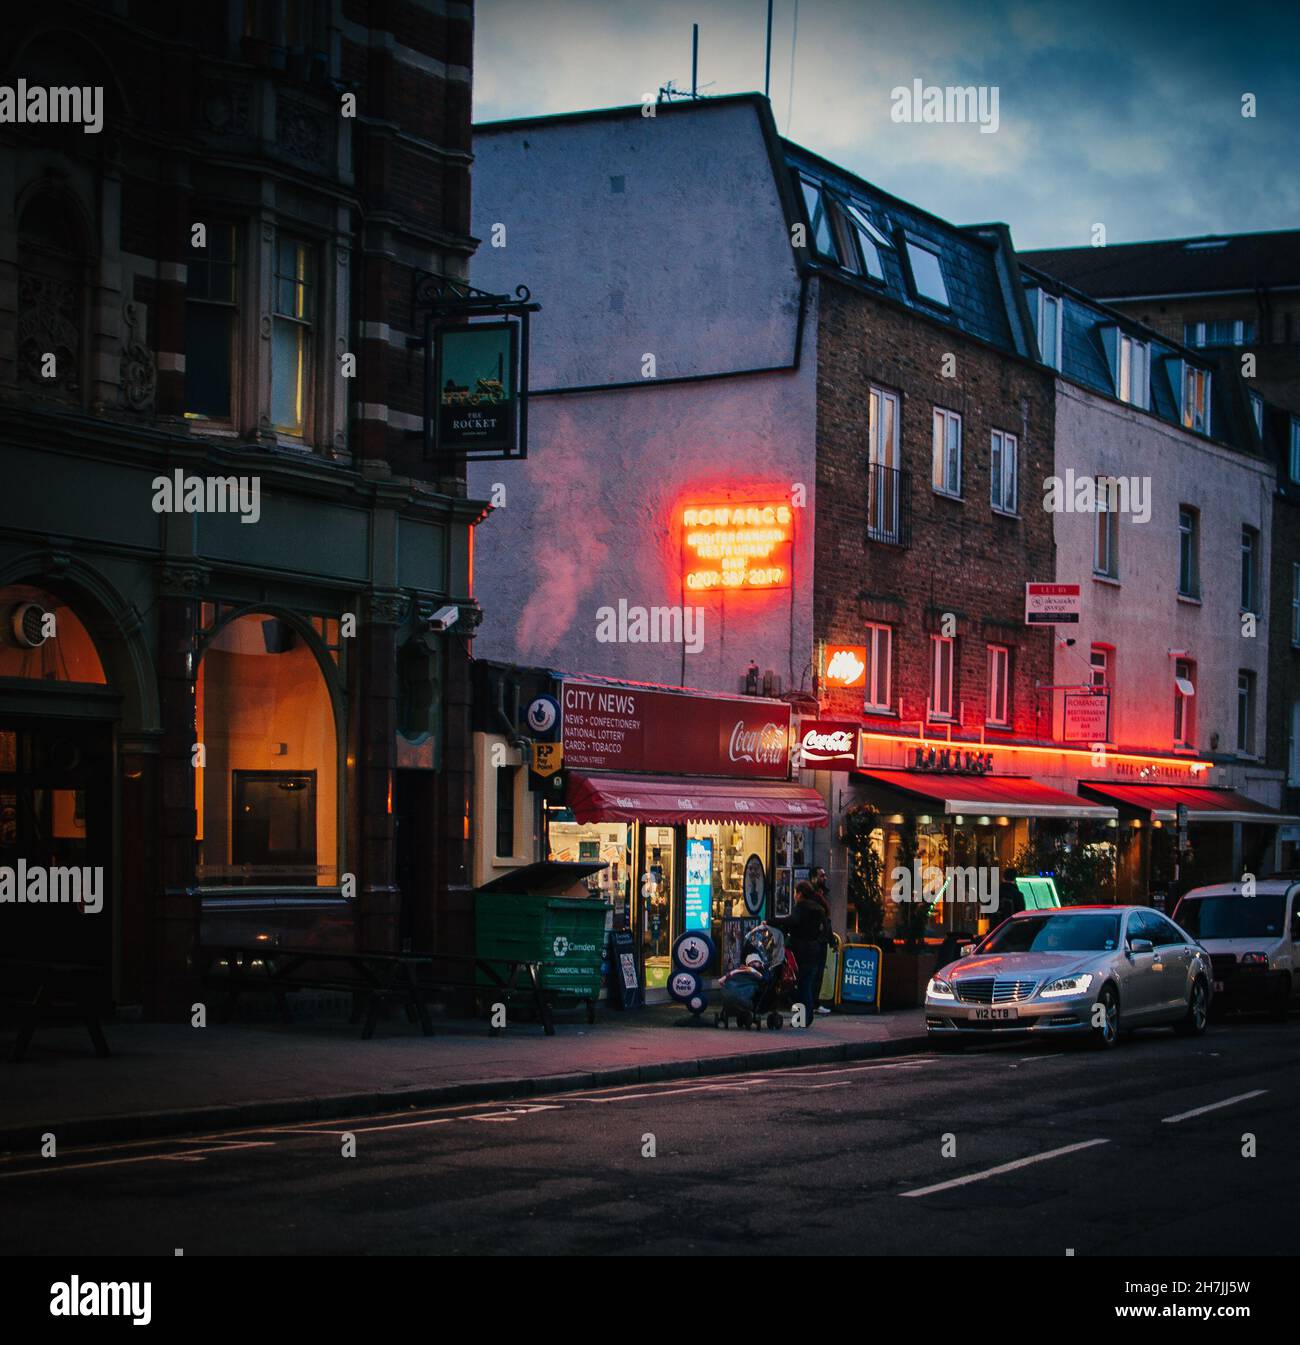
[927, 977, 956, 1001]
[1040, 973, 1095, 998]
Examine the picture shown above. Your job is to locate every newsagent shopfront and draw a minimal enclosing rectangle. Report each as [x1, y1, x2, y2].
[546, 679, 828, 988]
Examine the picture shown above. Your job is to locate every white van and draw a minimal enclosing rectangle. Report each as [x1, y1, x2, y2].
[1172, 878, 1300, 1019]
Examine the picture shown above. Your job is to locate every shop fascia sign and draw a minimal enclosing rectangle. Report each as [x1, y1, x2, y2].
[561, 679, 790, 778]
[680, 501, 793, 592]
[909, 745, 994, 775]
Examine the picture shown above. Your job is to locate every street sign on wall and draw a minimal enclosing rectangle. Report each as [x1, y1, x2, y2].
[1025, 582, 1080, 624]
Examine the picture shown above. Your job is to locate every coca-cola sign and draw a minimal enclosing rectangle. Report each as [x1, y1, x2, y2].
[797, 720, 860, 770]
[562, 680, 791, 779]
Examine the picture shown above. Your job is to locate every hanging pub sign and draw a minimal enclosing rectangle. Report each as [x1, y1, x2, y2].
[414, 275, 538, 462]
[435, 322, 517, 454]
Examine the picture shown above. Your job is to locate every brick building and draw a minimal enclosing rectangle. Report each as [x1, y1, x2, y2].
[0, 0, 483, 1016]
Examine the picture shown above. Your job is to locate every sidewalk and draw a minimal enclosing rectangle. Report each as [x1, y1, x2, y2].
[0, 1003, 929, 1150]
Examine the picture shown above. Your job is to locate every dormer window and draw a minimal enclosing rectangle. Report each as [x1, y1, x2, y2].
[1118, 334, 1149, 410]
[841, 201, 890, 281]
[904, 238, 949, 308]
[1034, 289, 1062, 369]
[1182, 366, 1211, 435]
[797, 177, 839, 263]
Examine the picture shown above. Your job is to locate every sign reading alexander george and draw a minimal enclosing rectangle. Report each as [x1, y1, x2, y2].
[561, 680, 790, 779]
[1025, 582, 1081, 625]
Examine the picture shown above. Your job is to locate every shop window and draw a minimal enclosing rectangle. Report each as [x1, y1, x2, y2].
[548, 816, 633, 926]
[986, 644, 1010, 727]
[196, 613, 338, 886]
[185, 220, 239, 421]
[990, 429, 1018, 513]
[689, 820, 770, 976]
[272, 234, 316, 436]
[1174, 659, 1196, 748]
[1236, 671, 1256, 756]
[1178, 507, 1200, 598]
[0, 586, 107, 683]
[864, 622, 892, 711]
[929, 634, 955, 721]
[932, 407, 962, 497]
[17, 190, 85, 403]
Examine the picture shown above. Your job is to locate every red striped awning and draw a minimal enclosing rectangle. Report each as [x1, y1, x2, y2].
[1078, 783, 1296, 824]
[853, 770, 1117, 819]
[565, 773, 829, 827]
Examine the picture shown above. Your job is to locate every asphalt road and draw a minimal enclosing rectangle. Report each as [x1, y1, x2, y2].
[3, 1018, 1297, 1257]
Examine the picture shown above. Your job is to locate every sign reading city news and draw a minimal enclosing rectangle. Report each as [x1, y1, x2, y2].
[561, 680, 791, 779]
[1062, 691, 1110, 743]
[797, 720, 859, 771]
[1025, 582, 1080, 625]
[435, 322, 518, 454]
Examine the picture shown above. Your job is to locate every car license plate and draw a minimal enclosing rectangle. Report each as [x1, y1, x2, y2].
[1213, 980, 1224, 993]
[970, 1006, 1017, 1021]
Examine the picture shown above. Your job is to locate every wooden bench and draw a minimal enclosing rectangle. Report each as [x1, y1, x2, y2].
[0, 958, 111, 1062]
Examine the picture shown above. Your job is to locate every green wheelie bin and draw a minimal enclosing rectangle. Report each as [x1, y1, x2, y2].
[475, 861, 611, 1025]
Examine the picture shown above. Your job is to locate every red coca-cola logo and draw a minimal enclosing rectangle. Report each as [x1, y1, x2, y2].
[728, 719, 787, 766]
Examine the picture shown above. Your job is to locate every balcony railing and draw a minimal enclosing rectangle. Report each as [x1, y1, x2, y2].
[866, 463, 912, 547]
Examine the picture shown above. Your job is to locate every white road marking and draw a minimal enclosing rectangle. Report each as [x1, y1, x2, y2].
[0, 1141, 275, 1180]
[1161, 1090, 1267, 1124]
[900, 1139, 1110, 1198]
[1017, 1053, 1063, 1063]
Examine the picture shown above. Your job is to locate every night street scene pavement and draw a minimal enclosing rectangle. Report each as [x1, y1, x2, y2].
[1, 0, 1298, 1326]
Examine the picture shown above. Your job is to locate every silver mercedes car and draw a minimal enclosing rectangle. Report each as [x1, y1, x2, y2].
[925, 905, 1212, 1048]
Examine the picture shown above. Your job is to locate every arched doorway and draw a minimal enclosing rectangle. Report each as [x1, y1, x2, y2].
[0, 585, 115, 996]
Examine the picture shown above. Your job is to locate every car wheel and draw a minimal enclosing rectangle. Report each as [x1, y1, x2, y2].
[1089, 984, 1120, 1050]
[1174, 978, 1209, 1036]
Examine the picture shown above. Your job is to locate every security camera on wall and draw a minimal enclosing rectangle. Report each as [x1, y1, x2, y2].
[425, 605, 459, 634]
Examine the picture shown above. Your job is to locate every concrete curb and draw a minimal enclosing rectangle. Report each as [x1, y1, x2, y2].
[0, 1031, 932, 1152]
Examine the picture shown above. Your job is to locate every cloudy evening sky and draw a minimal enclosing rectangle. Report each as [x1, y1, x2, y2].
[474, 0, 1300, 249]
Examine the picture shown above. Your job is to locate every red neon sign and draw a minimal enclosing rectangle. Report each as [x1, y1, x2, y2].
[681, 502, 792, 591]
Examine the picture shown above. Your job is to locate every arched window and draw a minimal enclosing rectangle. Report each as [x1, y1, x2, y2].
[0, 585, 107, 683]
[196, 613, 338, 887]
[17, 191, 87, 402]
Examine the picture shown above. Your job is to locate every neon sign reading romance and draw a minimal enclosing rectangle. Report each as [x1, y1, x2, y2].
[682, 502, 793, 591]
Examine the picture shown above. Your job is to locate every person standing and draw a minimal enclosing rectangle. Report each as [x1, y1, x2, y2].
[807, 869, 834, 1016]
[780, 880, 832, 1027]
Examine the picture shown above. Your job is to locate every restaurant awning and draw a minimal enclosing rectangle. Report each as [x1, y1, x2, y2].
[1078, 782, 1299, 825]
[852, 770, 1118, 820]
[566, 772, 830, 827]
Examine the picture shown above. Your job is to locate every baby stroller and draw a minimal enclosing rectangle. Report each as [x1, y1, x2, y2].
[715, 923, 798, 1030]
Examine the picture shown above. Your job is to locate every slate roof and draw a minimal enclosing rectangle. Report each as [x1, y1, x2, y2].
[783, 141, 1021, 354]
[1021, 231, 1300, 299]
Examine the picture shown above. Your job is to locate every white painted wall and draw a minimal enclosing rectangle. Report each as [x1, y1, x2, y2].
[1051, 381, 1276, 794]
[468, 100, 817, 693]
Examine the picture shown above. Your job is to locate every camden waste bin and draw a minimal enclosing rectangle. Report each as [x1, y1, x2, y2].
[475, 861, 611, 1003]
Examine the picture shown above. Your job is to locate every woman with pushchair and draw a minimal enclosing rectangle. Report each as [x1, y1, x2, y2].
[780, 878, 833, 1027]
